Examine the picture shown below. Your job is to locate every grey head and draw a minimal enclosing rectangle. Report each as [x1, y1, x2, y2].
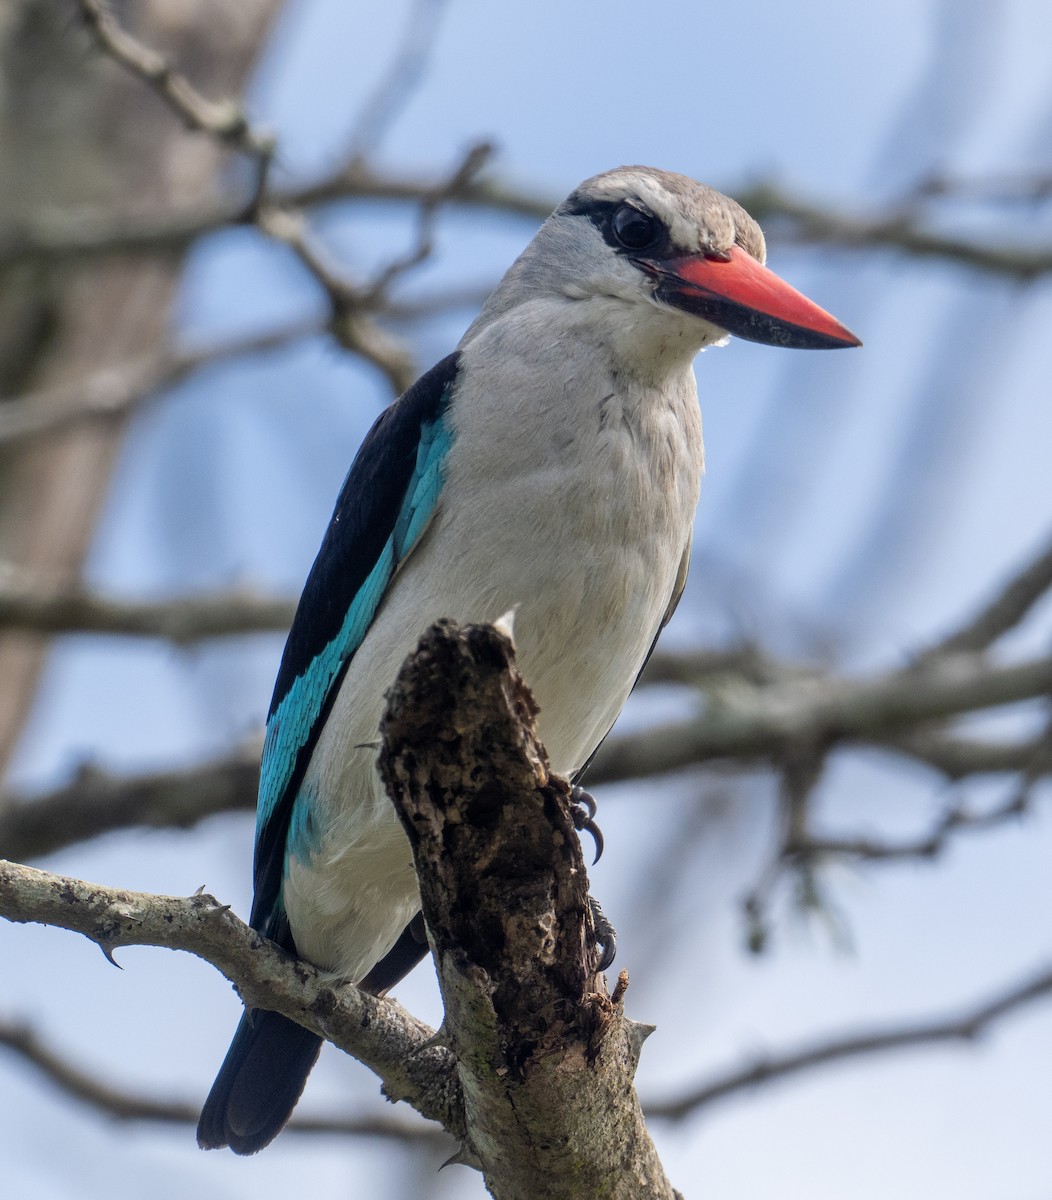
[461, 165, 859, 359]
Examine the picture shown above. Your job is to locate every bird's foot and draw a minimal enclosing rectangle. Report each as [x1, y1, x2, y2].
[571, 787, 614, 969]
[570, 785, 604, 864]
[588, 894, 617, 973]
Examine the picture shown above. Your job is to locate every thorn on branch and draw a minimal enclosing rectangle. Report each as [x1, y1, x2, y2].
[97, 942, 123, 969]
[0, 860, 462, 1136]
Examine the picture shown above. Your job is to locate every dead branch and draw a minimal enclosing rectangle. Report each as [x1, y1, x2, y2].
[1, 618, 681, 1197]
[377, 617, 677, 1199]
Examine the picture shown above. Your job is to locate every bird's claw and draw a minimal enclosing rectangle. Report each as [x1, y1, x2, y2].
[588, 895, 617, 972]
[570, 785, 604, 864]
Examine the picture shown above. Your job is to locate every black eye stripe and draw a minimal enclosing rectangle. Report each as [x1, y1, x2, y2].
[565, 197, 670, 257]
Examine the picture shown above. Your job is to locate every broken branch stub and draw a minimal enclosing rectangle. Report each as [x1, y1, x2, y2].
[378, 618, 678, 1200]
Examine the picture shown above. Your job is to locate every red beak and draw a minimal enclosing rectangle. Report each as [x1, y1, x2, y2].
[649, 245, 861, 350]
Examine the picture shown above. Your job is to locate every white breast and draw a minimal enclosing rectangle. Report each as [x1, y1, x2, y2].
[284, 297, 704, 980]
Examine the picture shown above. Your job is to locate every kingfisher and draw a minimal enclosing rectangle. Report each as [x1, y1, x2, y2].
[198, 166, 860, 1153]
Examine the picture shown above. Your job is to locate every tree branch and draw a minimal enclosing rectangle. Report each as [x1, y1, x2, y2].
[377, 617, 677, 1198]
[877, 728, 1052, 781]
[918, 528, 1052, 661]
[0, 859, 463, 1136]
[0, 570, 295, 642]
[0, 744, 261, 861]
[788, 778, 1043, 865]
[8, 165, 1052, 279]
[0, 1017, 446, 1146]
[589, 652, 1052, 783]
[74, 0, 275, 201]
[3, 650, 1050, 862]
[0, 165, 551, 273]
[1, 618, 681, 1196]
[640, 643, 823, 689]
[254, 144, 494, 395]
[646, 960, 1052, 1120]
[738, 181, 1052, 278]
[255, 208, 417, 395]
[0, 318, 322, 449]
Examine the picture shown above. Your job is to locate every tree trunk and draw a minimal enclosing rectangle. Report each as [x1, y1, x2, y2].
[0, 0, 282, 779]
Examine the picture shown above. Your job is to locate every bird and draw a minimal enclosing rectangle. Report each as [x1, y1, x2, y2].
[197, 165, 860, 1154]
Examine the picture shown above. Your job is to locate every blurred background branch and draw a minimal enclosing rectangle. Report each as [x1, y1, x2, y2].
[0, 1016, 448, 1146]
[646, 958, 1052, 1119]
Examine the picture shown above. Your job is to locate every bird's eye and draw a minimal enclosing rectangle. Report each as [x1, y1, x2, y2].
[611, 204, 663, 251]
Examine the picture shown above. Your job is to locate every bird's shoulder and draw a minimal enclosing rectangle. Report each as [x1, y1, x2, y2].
[268, 351, 461, 716]
[249, 351, 461, 935]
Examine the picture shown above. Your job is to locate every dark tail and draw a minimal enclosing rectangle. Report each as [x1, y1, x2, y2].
[197, 1009, 321, 1154]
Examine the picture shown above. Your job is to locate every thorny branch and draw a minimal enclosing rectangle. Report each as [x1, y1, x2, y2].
[0, 860, 463, 1137]
[2, 621, 678, 1198]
